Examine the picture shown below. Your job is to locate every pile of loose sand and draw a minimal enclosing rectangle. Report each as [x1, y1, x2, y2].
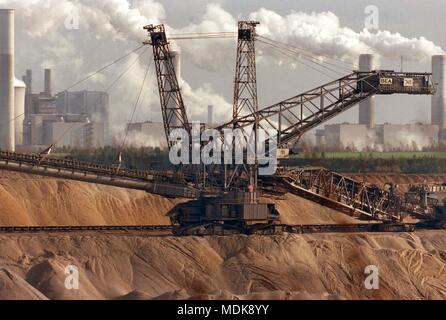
[0, 231, 445, 299]
[0, 171, 355, 226]
[0, 171, 445, 300]
[0, 172, 178, 226]
[348, 173, 446, 192]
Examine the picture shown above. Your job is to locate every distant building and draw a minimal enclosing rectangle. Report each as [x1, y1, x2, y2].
[311, 54, 439, 151]
[21, 68, 109, 149]
[55, 90, 110, 144]
[22, 113, 102, 148]
[126, 121, 167, 148]
[316, 123, 439, 151]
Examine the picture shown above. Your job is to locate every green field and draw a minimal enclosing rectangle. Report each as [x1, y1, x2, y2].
[291, 151, 446, 159]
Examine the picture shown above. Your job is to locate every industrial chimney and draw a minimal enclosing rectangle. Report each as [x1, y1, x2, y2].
[207, 105, 214, 125]
[25, 69, 32, 94]
[358, 54, 377, 129]
[0, 9, 15, 151]
[431, 55, 446, 139]
[14, 77, 25, 146]
[44, 68, 52, 95]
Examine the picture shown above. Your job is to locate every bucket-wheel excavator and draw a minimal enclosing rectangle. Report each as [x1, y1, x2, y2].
[143, 22, 434, 235]
[0, 21, 436, 235]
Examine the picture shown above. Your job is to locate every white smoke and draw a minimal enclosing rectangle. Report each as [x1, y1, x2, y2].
[169, 5, 445, 67]
[383, 126, 438, 151]
[123, 130, 166, 149]
[170, 3, 237, 71]
[249, 8, 444, 63]
[2, 0, 164, 40]
[1, 0, 444, 144]
[181, 81, 231, 123]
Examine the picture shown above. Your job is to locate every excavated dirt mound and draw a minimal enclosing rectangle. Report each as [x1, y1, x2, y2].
[0, 172, 177, 226]
[0, 231, 445, 299]
[0, 171, 445, 300]
[0, 171, 355, 226]
[347, 173, 446, 192]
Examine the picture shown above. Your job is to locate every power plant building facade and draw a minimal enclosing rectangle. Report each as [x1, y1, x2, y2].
[55, 90, 110, 144]
[21, 68, 109, 150]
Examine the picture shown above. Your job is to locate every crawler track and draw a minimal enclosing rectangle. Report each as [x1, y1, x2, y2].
[0, 222, 442, 235]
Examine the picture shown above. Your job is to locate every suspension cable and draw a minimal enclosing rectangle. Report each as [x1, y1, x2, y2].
[118, 52, 153, 156]
[258, 38, 347, 77]
[64, 44, 147, 92]
[257, 38, 337, 79]
[258, 35, 358, 70]
[168, 32, 237, 40]
[52, 47, 151, 148]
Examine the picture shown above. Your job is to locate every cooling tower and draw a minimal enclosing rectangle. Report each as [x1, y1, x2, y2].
[14, 77, 25, 146]
[0, 9, 15, 151]
[358, 54, 377, 129]
[431, 55, 446, 138]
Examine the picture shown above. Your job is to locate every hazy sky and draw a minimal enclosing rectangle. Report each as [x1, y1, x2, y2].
[2, 0, 445, 139]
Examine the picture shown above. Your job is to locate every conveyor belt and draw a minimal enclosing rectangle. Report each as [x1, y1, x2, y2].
[0, 222, 440, 235]
[0, 150, 200, 198]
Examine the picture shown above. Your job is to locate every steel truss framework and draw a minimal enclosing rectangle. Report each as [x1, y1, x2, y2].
[143, 23, 432, 222]
[232, 21, 260, 124]
[226, 21, 260, 190]
[219, 71, 434, 147]
[144, 24, 191, 149]
[274, 167, 402, 221]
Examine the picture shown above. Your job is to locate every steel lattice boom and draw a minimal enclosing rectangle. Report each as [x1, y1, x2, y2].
[219, 71, 434, 147]
[144, 24, 191, 148]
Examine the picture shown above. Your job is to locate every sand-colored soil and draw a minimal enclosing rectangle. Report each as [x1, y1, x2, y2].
[0, 172, 177, 226]
[0, 231, 445, 299]
[348, 173, 446, 192]
[0, 171, 355, 226]
[0, 171, 445, 300]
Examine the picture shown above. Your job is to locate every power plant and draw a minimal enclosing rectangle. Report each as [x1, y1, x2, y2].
[0, 9, 109, 152]
[314, 54, 446, 151]
[0, 3, 445, 302]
